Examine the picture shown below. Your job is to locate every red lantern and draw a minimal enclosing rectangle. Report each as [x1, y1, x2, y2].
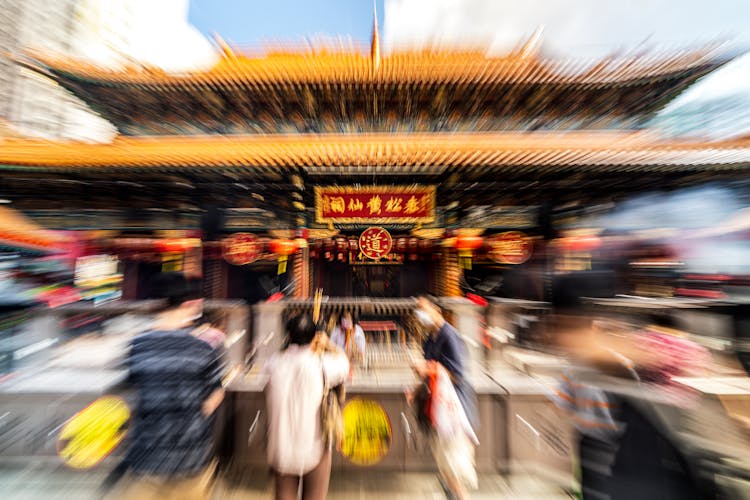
[455, 235, 484, 270]
[419, 238, 433, 253]
[155, 238, 199, 253]
[455, 235, 484, 251]
[335, 237, 348, 252]
[395, 237, 408, 253]
[561, 236, 601, 253]
[269, 238, 298, 274]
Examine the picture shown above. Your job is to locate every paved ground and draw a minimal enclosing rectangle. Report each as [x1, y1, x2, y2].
[0, 463, 570, 499]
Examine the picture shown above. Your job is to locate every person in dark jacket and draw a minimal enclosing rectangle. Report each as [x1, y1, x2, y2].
[117, 272, 224, 500]
[412, 295, 479, 500]
[414, 295, 478, 431]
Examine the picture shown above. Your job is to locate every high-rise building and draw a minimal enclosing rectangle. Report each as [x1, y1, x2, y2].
[0, 0, 91, 139]
[0, 0, 214, 142]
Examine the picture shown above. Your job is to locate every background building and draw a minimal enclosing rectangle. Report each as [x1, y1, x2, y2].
[0, 0, 215, 142]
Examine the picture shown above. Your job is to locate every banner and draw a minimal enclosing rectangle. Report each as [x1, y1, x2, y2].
[315, 186, 435, 224]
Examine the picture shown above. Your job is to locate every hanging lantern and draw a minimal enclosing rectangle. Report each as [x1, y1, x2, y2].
[155, 238, 200, 254]
[419, 238, 433, 253]
[455, 235, 484, 270]
[269, 239, 298, 274]
[335, 237, 348, 252]
[395, 237, 408, 253]
[560, 235, 601, 253]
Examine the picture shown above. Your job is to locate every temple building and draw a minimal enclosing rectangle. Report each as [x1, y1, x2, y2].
[1, 24, 748, 302]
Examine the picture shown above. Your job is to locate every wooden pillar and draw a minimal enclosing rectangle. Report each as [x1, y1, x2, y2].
[202, 258, 227, 299]
[121, 260, 139, 300]
[292, 247, 311, 299]
[444, 249, 461, 297]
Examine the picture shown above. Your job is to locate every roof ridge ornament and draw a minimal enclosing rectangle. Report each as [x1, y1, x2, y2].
[517, 25, 544, 59]
[371, 0, 381, 72]
[213, 33, 236, 60]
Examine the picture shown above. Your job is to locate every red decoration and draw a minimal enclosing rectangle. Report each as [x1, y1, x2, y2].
[270, 239, 298, 256]
[560, 236, 601, 252]
[466, 293, 488, 306]
[359, 227, 393, 260]
[455, 235, 484, 251]
[269, 238, 298, 274]
[395, 237, 407, 253]
[455, 235, 484, 270]
[223, 233, 261, 265]
[488, 231, 533, 265]
[334, 237, 348, 252]
[315, 186, 436, 224]
[155, 238, 199, 253]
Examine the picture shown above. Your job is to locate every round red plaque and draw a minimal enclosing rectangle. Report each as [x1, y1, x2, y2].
[223, 233, 261, 265]
[488, 231, 532, 265]
[358, 227, 393, 260]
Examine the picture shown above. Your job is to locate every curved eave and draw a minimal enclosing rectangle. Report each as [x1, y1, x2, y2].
[16, 44, 737, 90]
[0, 132, 749, 174]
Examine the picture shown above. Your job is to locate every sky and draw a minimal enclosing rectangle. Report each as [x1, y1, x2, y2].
[186, 0, 750, 127]
[188, 0, 385, 47]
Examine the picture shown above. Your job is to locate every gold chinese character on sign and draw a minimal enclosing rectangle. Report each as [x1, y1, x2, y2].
[420, 194, 431, 210]
[385, 197, 403, 213]
[367, 195, 382, 215]
[404, 196, 420, 214]
[359, 227, 393, 260]
[330, 196, 346, 214]
[348, 198, 363, 211]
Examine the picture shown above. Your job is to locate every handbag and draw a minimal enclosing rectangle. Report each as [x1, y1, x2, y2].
[320, 360, 345, 451]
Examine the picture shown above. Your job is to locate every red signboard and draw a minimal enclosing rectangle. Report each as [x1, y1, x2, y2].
[488, 231, 532, 265]
[315, 186, 435, 224]
[223, 233, 261, 265]
[359, 227, 393, 260]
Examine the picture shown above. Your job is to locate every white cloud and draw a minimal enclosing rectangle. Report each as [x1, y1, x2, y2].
[385, 0, 750, 55]
[130, 0, 217, 72]
[384, 0, 750, 104]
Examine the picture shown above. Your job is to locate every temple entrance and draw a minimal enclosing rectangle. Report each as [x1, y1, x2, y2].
[316, 260, 432, 297]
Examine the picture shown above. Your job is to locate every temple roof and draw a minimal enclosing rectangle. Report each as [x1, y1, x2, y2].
[19, 42, 731, 87]
[1, 132, 748, 175]
[14, 42, 737, 136]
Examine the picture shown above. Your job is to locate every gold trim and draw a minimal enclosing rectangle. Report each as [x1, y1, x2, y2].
[456, 228, 486, 237]
[314, 185, 436, 224]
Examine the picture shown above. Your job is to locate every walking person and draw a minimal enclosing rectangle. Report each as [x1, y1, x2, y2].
[411, 295, 479, 500]
[115, 272, 225, 500]
[264, 313, 349, 500]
